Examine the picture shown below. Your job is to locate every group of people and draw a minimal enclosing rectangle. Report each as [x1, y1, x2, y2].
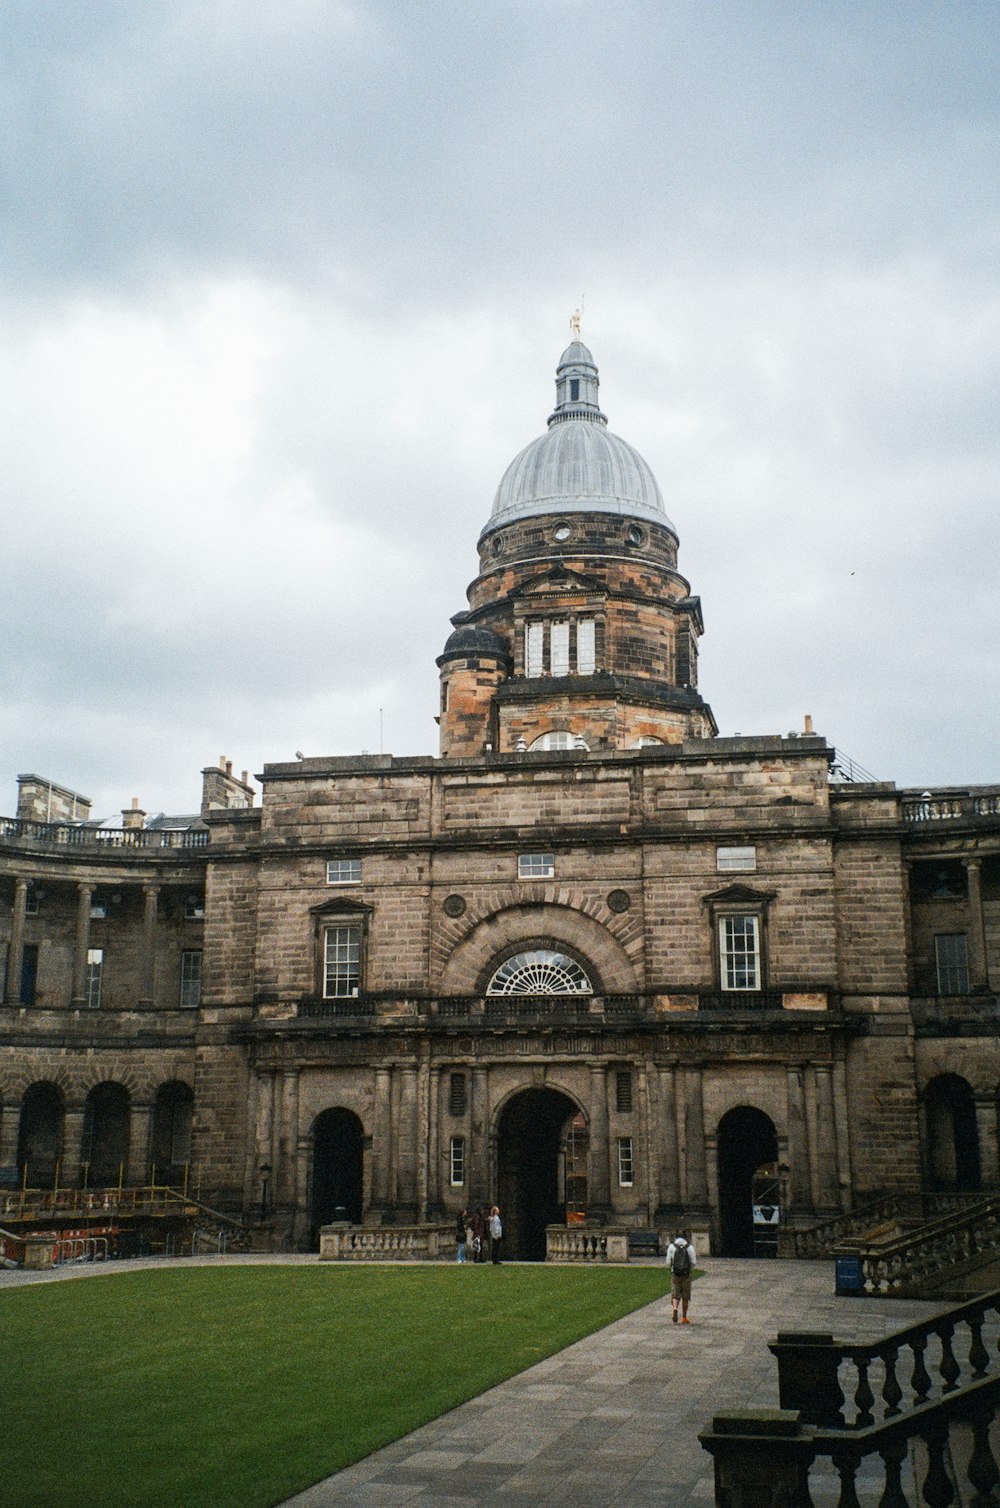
[456, 1205, 503, 1263]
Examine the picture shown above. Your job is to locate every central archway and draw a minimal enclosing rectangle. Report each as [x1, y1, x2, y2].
[496, 1088, 585, 1261]
[311, 1108, 364, 1246]
[717, 1106, 779, 1257]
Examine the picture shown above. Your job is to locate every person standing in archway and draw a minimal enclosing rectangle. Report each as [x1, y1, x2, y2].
[666, 1231, 696, 1324]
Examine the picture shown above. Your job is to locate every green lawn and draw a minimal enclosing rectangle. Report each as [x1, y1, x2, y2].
[0, 1263, 669, 1508]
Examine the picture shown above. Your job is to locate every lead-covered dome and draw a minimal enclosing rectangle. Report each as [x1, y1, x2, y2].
[481, 340, 675, 541]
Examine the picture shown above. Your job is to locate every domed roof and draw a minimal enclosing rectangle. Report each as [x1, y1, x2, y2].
[481, 340, 675, 541]
[437, 622, 509, 664]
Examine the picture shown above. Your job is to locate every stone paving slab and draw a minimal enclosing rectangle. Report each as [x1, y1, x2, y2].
[281, 1259, 943, 1508]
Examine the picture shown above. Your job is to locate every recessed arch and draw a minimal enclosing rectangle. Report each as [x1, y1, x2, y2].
[485, 946, 592, 996]
[495, 1087, 586, 1260]
[17, 1082, 65, 1189]
[439, 902, 638, 996]
[150, 1081, 194, 1185]
[311, 1107, 365, 1244]
[925, 1074, 980, 1191]
[81, 1082, 131, 1188]
[717, 1106, 778, 1257]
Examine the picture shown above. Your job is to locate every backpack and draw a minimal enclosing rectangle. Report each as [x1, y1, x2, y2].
[671, 1240, 692, 1277]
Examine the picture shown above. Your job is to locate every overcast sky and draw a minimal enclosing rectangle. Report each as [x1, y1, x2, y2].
[3, 1, 998, 818]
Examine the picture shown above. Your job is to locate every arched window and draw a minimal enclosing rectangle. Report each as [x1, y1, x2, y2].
[530, 731, 589, 752]
[487, 950, 592, 995]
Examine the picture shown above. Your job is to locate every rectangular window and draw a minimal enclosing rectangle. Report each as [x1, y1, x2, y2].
[525, 621, 544, 678]
[615, 1071, 633, 1114]
[717, 846, 757, 873]
[326, 858, 361, 885]
[719, 915, 760, 991]
[617, 1136, 634, 1187]
[576, 617, 596, 674]
[184, 894, 205, 920]
[550, 621, 570, 676]
[518, 853, 555, 879]
[323, 925, 361, 998]
[935, 934, 969, 995]
[20, 944, 39, 1006]
[450, 1136, 465, 1186]
[180, 950, 202, 1008]
[90, 898, 108, 920]
[86, 948, 103, 1009]
[24, 885, 40, 917]
[449, 1072, 467, 1116]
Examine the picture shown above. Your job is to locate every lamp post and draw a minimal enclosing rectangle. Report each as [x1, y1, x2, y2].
[259, 1162, 272, 1221]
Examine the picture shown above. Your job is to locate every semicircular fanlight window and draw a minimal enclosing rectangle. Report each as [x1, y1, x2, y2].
[487, 949, 592, 996]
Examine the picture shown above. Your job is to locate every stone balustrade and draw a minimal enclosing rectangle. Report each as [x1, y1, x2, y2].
[902, 789, 1000, 823]
[0, 816, 209, 849]
[318, 1223, 452, 1261]
[839, 1193, 1000, 1296]
[545, 1225, 630, 1262]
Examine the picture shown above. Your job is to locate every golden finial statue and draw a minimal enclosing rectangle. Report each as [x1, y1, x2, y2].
[570, 307, 582, 340]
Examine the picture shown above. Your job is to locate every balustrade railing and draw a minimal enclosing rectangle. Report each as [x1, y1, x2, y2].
[546, 1225, 629, 1262]
[902, 789, 1000, 823]
[844, 1194, 1000, 1297]
[701, 1289, 1000, 1506]
[0, 817, 209, 849]
[318, 1224, 452, 1261]
[299, 997, 377, 1018]
[794, 1191, 991, 1261]
[699, 990, 785, 1012]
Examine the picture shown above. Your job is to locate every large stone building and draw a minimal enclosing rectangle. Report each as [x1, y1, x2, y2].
[2, 338, 998, 1258]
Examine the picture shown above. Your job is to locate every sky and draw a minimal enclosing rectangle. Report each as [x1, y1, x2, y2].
[3, 0, 998, 817]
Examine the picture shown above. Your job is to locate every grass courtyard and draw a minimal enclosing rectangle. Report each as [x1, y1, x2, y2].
[0, 1262, 669, 1508]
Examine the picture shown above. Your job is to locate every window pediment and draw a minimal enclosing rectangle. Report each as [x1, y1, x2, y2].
[310, 896, 372, 919]
[511, 565, 606, 600]
[703, 883, 775, 907]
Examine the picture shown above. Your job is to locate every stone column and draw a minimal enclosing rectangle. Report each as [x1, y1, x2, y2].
[814, 1065, 839, 1209]
[0, 1100, 21, 1169]
[684, 1064, 709, 1209]
[638, 1059, 656, 1224]
[71, 883, 93, 1007]
[277, 1068, 300, 1212]
[370, 1067, 392, 1216]
[6, 878, 28, 1005]
[785, 1066, 811, 1213]
[976, 1093, 999, 1187]
[965, 860, 989, 990]
[588, 1064, 610, 1217]
[141, 885, 159, 1007]
[832, 1059, 853, 1209]
[128, 1103, 153, 1186]
[656, 1064, 681, 1214]
[247, 1070, 277, 1214]
[425, 1064, 441, 1218]
[62, 1107, 86, 1188]
[469, 1067, 489, 1208]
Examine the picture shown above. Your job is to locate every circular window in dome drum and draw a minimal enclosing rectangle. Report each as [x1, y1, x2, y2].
[491, 536, 505, 557]
[626, 525, 644, 546]
[487, 949, 592, 995]
[553, 525, 571, 541]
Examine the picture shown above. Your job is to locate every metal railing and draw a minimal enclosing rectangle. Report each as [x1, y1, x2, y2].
[0, 817, 209, 848]
[701, 1289, 1000, 1505]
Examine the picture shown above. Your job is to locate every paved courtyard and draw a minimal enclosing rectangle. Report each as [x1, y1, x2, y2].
[280, 1258, 940, 1508]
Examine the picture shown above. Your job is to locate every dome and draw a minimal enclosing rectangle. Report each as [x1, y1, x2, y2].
[481, 341, 675, 540]
[437, 622, 509, 665]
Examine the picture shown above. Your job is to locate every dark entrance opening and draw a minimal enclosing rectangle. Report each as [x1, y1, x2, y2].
[150, 1081, 194, 1186]
[496, 1088, 584, 1261]
[717, 1106, 779, 1257]
[81, 1082, 131, 1188]
[312, 1108, 364, 1244]
[17, 1081, 64, 1188]
[926, 1074, 981, 1191]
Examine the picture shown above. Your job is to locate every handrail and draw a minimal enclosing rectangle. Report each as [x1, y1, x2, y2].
[793, 1189, 991, 1260]
[701, 1288, 1000, 1504]
[840, 1192, 1000, 1295]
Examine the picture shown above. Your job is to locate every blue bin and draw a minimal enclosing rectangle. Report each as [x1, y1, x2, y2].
[835, 1256, 862, 1296]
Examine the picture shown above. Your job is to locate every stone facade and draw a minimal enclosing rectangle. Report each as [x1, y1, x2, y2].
[1, 338, 997, 1256]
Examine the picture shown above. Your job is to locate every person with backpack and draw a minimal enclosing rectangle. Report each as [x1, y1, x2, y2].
[666, 1231, 696, 1324]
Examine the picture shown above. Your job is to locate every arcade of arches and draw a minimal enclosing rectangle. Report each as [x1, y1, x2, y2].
[8, 1079, 194, 1189]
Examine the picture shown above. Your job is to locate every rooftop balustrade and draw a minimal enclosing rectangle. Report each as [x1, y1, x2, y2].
[902, 789, 1000, 824]
[0, 817, 209, 850]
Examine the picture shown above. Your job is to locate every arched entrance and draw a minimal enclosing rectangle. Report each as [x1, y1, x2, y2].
[496, 1088, 586, 1261]
[81, 1083, 131, 1188]
[925, 1075, 981, 1191]
[17, 1082, 64, 1188]
[150, 1081, 194, 1185]
[717, 1106, 779, 1257]
[311, 1108, 364, 1243]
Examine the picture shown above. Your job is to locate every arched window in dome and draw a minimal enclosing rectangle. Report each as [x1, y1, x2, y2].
[487, 950, 592, 996]
[530, 730, 589, 752]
